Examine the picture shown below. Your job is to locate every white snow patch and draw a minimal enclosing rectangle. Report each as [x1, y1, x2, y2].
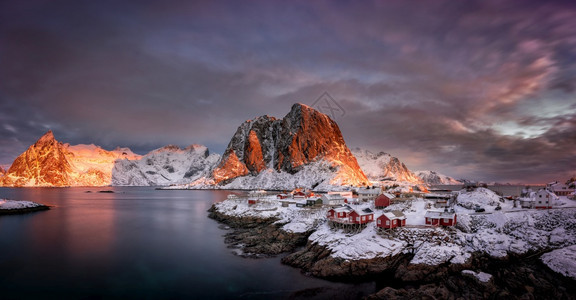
[462, 270, 493, 283]
[0, 199, 45, 210]
[310, 223, 405, 260]
[541, 245, 576, 279]
[411, 244, 470, 265]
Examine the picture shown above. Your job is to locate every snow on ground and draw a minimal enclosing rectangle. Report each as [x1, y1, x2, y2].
[310, 223, 405, 260]
[557, 196, 576, 208]
[411, 243, 471, 265]
[0, 199, 45, 210]
[462, 270, 493, 283]
[401, 198, 428, 226]
[213, 188, 576, 266]
[458, 209, 576, 258]
[457, 187, 505, 210]
[213, 195, 324, 233]
[540, 245, 576, 279]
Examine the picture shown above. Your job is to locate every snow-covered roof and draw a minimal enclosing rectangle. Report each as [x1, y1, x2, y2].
[358, 188, 381, 194]
[537, 188, 559, 199]
[332, 205, 354, 213]
[381, 210, 406, 220]
[322, 194, 344, 200]
[425, 210, 455, 219]
[355, 208, 374, 216]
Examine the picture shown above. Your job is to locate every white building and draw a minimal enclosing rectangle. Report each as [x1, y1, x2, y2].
[328, 191, 354, 198]
[534, 189, 558, 209]
[357, 187, 381, 202]
[321, 194, 346, 206]
[547, 182, 574, 197]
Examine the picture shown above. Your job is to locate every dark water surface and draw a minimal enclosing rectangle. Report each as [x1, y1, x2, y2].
[0, 187, 373, 299]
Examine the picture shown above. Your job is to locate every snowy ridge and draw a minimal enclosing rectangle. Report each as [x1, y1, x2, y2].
[112, 145, 220, 186]
[415, 170, 461, 185]
[352, 148, 422, 185]
[190, 160, 357, 191]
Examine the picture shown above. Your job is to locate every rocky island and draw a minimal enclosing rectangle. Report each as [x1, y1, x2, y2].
[0, 199, 50, 215]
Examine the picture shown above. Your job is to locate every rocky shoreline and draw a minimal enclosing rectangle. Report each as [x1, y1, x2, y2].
[208, 203, 576, 299]
[208, 205, 312, 257]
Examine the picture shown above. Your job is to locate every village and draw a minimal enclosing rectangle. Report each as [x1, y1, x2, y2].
[223, 181, 576, 232]
[213, 180, 576, 275]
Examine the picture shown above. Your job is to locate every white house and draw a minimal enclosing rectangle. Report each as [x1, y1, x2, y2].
[547, 182, 574, 197]
[534, 189, 558, 209]
[321, 194, 346, 206]
[357, 187, 381, 202]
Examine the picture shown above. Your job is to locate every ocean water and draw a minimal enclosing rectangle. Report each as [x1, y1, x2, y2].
[0, 187, 374, 299]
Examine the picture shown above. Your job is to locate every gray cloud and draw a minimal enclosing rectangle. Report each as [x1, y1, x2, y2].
[0, 0, 574, 183]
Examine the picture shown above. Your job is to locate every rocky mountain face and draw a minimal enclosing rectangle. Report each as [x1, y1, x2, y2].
[0, 131, 142, 187]
[415, 170, 461, 185]
[112, 145, 220, 186]
[197, 103, 369, 190]
[1, 131, 73, 186]
[352, 148, 422, 184]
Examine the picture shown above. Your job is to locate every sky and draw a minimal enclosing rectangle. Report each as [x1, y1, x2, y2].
[0, 0, 575, 184]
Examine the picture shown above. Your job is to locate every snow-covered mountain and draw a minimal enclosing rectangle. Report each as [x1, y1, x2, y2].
[190, 103, 369, 190]
[415, 170, 461, 185]
[0, 131, 141, 187]
[112, 145, 219, 186]
[351, 148, 422, 185]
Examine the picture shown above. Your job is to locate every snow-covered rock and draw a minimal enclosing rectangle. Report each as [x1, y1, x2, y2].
[457, 187, 502, 209]
[0, 199, 47, 211]
[310, 222, 406, 260]
[540, 245, 576, 279]
[415, 170, 461, 185]
[112, 145, 219, 186]
[462, 270, 493, 283]
[352, 148, 421, 185]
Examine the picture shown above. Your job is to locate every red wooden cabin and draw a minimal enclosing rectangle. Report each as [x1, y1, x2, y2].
[377, 211, 406, 229]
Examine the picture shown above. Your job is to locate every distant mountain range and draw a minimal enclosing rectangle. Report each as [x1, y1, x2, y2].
[0, 104, 460, 189]
[112, 145, 220, 186]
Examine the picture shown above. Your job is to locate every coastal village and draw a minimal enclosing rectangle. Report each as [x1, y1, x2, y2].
[223, 181, 575, 231]
[213, 180, 576, 283]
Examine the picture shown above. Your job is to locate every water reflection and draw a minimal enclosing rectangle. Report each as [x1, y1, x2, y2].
[0, 187, 375, 299]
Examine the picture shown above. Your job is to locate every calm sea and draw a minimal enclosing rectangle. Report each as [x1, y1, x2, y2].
[0, 187, 374, 299]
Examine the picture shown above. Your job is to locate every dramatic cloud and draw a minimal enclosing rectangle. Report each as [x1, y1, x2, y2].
[0, 0, 574, 183]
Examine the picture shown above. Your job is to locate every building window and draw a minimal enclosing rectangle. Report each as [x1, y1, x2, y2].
[386, 220, 390, 225]
[377, 219, 381, 224]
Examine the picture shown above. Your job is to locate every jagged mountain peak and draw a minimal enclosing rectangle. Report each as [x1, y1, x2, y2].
[352, 148, 421, 184]
[202, 103, 368, 189]
[34, 130, 57, 146]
